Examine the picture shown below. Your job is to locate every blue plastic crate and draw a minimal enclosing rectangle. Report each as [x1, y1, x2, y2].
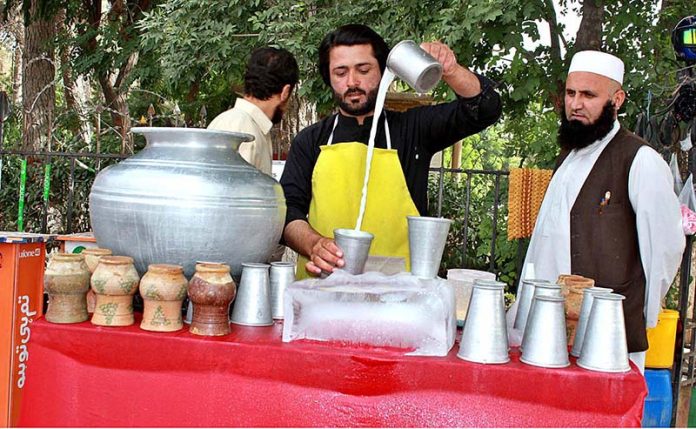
[643, 369, 672, 428]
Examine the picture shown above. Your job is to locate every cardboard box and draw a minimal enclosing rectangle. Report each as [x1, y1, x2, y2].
[55, 232, 97, 254]
[0, 232, 50, 427]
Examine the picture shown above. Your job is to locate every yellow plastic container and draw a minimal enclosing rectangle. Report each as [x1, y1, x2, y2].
[646, 309, 679, 369]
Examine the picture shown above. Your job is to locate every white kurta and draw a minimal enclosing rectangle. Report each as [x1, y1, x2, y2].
[208, 98, 274, 175]
[507, 120, 685, 345]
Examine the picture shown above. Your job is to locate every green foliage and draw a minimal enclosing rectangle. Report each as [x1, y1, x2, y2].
[137, 0, 266, 120]
[428, 170, 521, 291]
[131, 0, 693, 128]
[428, 104, 559, 292]
[501, 102, 560, 169]
[138, 0, 260, 91]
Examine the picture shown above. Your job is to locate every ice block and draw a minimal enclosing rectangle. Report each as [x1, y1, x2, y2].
[282, 270, 455, 356]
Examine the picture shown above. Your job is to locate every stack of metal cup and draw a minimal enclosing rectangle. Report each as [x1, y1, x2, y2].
[513, 278, 551, 335]
[520, 294, 569, 368]
[230, 262, 273, 326]
[269, 262, 295, 320]
[519, 283, 569, 368]
[457, 279, 509, 364]
[570, 287, 613, 358]
[520, 283, 563, 352]
[577, 292, 631, 372]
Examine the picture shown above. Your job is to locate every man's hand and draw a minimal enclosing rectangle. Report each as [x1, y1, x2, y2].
[283, 219, 345, 277]
[420, 41, 481, 98]
[305, 236, 344, 276]
[420, 41, 459, 78]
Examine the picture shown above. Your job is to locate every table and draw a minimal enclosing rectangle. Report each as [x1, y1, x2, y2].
[18, 316, 646, 427]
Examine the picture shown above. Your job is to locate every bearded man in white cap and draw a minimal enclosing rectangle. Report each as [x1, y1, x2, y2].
[512, 50, 685, 372]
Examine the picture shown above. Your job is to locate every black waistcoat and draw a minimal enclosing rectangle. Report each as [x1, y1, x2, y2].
[556, 128, 648, 353]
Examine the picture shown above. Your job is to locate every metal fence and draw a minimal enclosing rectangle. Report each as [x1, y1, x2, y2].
[0, 148, 516, 271]
[0, 149, 127, 234]
[429, 165, 518, 275]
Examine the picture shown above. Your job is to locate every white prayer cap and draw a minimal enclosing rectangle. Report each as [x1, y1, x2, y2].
[568, 50, 624, 85]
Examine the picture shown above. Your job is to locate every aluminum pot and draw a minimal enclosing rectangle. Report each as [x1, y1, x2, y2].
[89, 127, 286, 279]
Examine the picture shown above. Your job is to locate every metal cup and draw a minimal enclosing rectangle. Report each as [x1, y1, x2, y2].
[230, 262, 273, 326]
[407, 216, 452, 279]
[387, 40, 443, 93]
[513, 279, 551, 332]
[570, 287, 613, 357]
[577, 293, 631, 373]
[520, 283, 562, 351]
[520, 295, 570, 368]
[457, 280, 509, 364]
[333, 228, 374, 275]
[270, 262, 295, 320]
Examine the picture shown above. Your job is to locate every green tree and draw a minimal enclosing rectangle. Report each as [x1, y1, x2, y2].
[137, 0, 266, 121]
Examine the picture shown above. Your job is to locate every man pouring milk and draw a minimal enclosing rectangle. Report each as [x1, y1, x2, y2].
[279, 24, 502, 279]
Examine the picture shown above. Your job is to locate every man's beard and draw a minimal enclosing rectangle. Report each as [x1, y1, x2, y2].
[334, 87, 378, 116]
[558, 101, 616, 151]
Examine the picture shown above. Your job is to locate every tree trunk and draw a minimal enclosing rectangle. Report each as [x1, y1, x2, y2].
[6, 3, 24, 106]
[78, 0, 152, 153]
[97, 72, 131, 152]
[56, 8, 94, 146]
[542, 0, 566, 112]
[12, 38, 22, 106]
[575, 0, 604, 51]
[271, 88, 317, 159]
[22, 0, 56, 151]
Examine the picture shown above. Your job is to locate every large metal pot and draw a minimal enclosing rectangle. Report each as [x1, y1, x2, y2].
[89, 127, 286, 279]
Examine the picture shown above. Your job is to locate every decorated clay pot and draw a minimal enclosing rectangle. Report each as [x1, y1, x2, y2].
[188, 263, 236, 336]
[82, 247, 113, 272]
[44, 253, 91, 323]
[140, 264, 188, 332]
[81, 247, 113, 313]
[90, 256, 140, 326]
[558, 274, 595, 345]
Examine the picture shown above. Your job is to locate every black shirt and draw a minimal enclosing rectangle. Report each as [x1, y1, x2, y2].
[280, 74, 502, 226]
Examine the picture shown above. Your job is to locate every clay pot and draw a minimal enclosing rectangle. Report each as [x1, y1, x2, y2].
[81, 247, 113, 313]
[82, 247, 113, 272]
[44, 253, 91, 323]
[557, 274, 595, 345]
[140, 264, 188, 332]
[90, 256, 140, 326]
[188, 263, 236, 336]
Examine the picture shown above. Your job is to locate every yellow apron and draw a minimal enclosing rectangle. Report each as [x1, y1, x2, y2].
[297, 114, 419, 279]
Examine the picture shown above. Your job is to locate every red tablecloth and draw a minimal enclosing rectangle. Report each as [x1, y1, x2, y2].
[18, 316, 646, 427]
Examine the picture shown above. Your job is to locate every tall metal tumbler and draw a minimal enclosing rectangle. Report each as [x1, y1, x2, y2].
[520, 283, 563, 351]
[407, 216, 452, 279]
[570, 287, 613, 357]
[270, 262, 295, 320]
[520, 295, 570, 368]
[387, 40, 443, 93]
[513, 278, 551, 332]
[457, 280, 509, 364]
[577, 293, 630, 373]
[230, 263, 273, 326]
[333, 228, 374, 275]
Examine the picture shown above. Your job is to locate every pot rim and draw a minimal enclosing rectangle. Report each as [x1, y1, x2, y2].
[195, 262, 231, 274]
[51, 253, 85, 261]
[81, 248, 113, 256]
[99, 255, 134, 265]
[132, 127, 254, 149]
[147, 263, 184, 274]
